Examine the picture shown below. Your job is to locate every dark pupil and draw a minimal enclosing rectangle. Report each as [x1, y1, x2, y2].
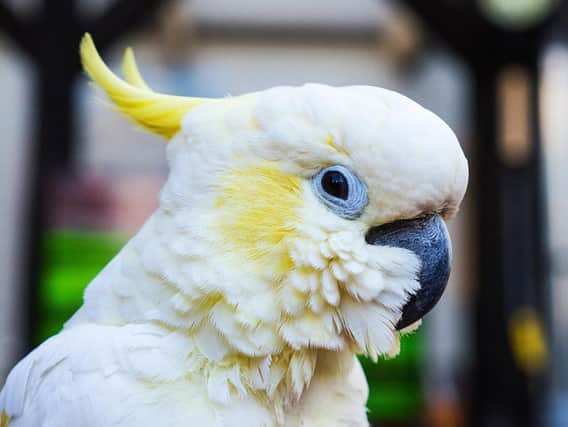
[321, 170, 349, 200]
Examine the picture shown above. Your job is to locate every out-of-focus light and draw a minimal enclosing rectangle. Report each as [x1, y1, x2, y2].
[497, 66, 532, 166]
[479, 0, 558, 29]
[509, 307, 548, 375]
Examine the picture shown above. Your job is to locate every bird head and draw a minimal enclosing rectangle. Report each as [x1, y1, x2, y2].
[80, 34, 468, 364]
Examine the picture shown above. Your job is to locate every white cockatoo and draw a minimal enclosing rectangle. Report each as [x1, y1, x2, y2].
[0, 34, 468, 427]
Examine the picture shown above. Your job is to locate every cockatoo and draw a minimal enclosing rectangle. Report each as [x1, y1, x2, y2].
[0, 33, 468, 427]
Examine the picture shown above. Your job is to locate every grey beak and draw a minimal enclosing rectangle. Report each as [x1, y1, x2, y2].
[365, 214, 451, 330]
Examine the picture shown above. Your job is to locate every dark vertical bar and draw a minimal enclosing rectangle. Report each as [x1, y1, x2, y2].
[470, 61, 547, 427]
[470, 65, 510, 427]
[18, 0, 80, 353]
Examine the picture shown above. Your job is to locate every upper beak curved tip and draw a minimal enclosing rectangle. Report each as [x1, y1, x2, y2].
[365, 214, 451, 330]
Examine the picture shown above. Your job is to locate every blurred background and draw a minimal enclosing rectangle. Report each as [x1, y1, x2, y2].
[0, 0, 568, 425]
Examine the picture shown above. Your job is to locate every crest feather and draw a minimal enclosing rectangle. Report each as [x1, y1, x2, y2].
[122, 47, 151, 91]
[80, 33, 210, 139]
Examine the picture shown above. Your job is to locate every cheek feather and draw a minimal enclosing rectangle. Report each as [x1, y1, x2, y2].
[214, 163, 303, 274]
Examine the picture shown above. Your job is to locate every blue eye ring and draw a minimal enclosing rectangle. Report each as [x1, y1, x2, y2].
[312, 165, 368, 220]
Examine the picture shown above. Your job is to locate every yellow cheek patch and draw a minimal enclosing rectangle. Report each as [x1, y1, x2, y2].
[215, 163, 303, 274]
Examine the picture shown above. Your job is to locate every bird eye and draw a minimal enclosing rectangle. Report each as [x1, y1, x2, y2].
[321, 170, 349, 200]
[312, 165, 368, 219]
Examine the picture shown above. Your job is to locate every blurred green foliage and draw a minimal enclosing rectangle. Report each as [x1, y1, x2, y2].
[37, 230, 126, 341]
[361, 332, 424, 423]
[38, 229, 424, 423]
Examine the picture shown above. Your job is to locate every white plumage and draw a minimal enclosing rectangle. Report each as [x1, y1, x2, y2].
[0, 35, 468, 427]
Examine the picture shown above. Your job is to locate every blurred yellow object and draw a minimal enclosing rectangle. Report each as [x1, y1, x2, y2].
[0, 410, 9, 427]
[509, 307, 548, 374]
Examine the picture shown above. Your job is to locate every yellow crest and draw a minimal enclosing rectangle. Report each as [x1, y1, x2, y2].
[80, 33, 211, 139]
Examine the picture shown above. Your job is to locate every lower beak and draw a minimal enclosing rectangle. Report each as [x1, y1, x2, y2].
[365, 214, 451, 330]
